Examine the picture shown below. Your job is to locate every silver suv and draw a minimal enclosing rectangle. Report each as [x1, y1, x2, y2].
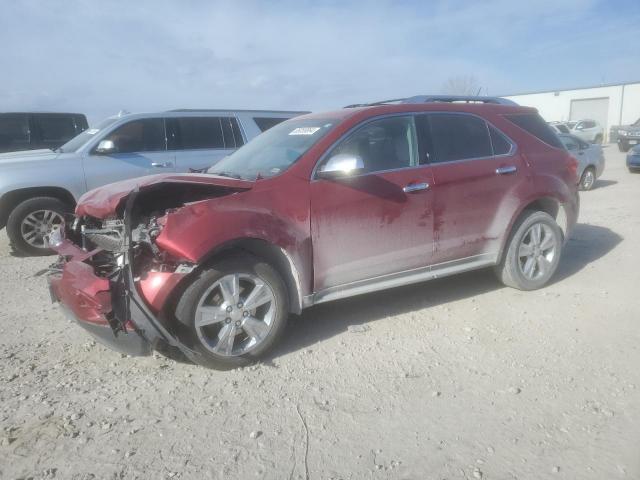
[0, 109, 306, 255]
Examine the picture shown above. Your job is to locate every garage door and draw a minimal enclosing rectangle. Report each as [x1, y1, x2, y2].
[570, 97, 609, 140]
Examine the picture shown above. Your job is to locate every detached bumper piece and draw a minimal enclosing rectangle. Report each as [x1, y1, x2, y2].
[47, 241, 152, 356]
[47, 237, 200, 362]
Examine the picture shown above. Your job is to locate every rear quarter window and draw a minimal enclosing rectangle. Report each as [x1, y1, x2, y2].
[505, 113, 563, 149]
[253, 117, 288, 132]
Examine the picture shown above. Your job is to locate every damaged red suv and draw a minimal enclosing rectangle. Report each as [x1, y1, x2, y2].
[47, 96, 579, 369]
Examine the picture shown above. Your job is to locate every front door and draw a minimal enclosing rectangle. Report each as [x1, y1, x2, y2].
[83, 118, 176, 191]
[310, 115, 434, 292]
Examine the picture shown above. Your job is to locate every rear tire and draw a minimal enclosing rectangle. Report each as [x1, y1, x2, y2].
[579, 167, 596, 191]
[594, 134, 603, 144]
[619, 143, 630, 152]
[174, 256, 289, 369]
[6, 197, 69, 256]
[495, 211, 563, 290]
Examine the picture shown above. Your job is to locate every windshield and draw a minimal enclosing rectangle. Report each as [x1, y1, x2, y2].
[207, 117, 338, 180]
[633, 118, 640, 126]
[56, 117, 119, 153]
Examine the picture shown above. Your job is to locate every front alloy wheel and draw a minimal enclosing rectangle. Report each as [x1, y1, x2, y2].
[194, 273, 276, 356]
[174, 256, 289, 369]
[6, 196, 69, 256]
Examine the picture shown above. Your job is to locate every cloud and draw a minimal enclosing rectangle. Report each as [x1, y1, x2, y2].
[0, 0, 637, 124]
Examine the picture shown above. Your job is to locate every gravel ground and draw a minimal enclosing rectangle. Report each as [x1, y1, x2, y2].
[1, 148, 639, 480]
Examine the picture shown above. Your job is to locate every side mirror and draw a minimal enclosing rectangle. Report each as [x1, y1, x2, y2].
[95, 139, 116, 154]
[317, 154, 365, 179]
[575, 124, 584, 130]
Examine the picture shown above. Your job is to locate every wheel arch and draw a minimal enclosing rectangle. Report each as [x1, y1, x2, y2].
[0, 186, 76, 229]
[195, 237, 304, 315]
[498, 196, 568, 262]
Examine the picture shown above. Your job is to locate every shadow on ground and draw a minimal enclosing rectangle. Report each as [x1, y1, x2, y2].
[592, 179, 618, 190]
[270, 223, 622, 359]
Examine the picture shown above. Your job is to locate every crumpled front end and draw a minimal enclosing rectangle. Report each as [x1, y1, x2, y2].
[47, 193, 201, 360]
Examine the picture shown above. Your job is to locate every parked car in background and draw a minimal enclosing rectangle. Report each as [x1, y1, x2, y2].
[0, 112, 88, 153]
[47, 96, 579, 369]
[627, 145, 640, 172]
[569, 119, 603, 144]
[558, 133, 605, 190]
[548, 121, 571, 134]
[0, 109, 306, 255]
[616, 118, 640, 152]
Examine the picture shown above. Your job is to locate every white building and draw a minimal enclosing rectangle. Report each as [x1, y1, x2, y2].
[504, 81, 640, 142]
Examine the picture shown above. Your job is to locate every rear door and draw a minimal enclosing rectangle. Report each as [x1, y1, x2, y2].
[0, 113, 30, 153]
[83, 118, 176, 190]
[168, 116, 243, 172]
[420, 113, 524, 265]
[310, 115, 434, 292]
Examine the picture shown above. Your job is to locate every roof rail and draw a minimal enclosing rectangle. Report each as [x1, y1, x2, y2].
[344, 95, 518, 108]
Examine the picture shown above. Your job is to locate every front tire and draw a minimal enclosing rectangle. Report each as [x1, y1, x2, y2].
[579, 167, 596, 191]
[6, 197, 69, 256]
[495, 211, 563, 290]
[174, 256, 289, 369]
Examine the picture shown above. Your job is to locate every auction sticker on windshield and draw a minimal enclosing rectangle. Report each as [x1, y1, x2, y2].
[289, 127, 321, 135]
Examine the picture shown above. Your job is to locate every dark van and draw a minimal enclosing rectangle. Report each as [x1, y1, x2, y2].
[0, 112, 88, 153]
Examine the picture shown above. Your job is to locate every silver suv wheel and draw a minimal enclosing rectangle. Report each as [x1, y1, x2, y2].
[194, 273, 276, 357]
[20, 209, 64, 249]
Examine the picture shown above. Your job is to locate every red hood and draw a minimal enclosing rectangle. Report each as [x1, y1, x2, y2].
[76, 173, 254, 218]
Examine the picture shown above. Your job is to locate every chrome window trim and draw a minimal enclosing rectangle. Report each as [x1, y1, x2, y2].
[310, 111, 518, 180]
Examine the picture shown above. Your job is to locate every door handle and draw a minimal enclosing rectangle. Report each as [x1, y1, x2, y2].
[151, 162, 174, 168]
[495, 166, 517, 175]
[402, 182, 430, 193]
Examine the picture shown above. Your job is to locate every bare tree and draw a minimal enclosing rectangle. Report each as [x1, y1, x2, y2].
[441, 75, 482, 95]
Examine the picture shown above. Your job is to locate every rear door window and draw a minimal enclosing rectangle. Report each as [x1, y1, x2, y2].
[33, 114, 77, 143]
[427, 113, 492, 162]
[220, 117, 244, 148]
[505, 113, 563, 149]
[167, 117, 226, 150]
[100, 118, 166, 153]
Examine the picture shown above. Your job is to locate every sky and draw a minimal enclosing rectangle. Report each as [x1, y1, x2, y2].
[2, 0, 639, 124]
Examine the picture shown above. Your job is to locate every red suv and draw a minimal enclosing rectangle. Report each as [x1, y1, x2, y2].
[47, 96, 579, 369]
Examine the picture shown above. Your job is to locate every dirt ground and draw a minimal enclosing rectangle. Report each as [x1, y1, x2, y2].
[1, 148, 639, 480]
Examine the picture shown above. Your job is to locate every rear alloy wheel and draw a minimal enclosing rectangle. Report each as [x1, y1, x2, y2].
[579, 167, 596, 191]
[6, 197, 68, 256]
[175, 256, 289, 369]
[495, 211, 563, 290]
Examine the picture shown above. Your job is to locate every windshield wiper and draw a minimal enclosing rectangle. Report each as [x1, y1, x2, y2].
[210, 171, 244, 180]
